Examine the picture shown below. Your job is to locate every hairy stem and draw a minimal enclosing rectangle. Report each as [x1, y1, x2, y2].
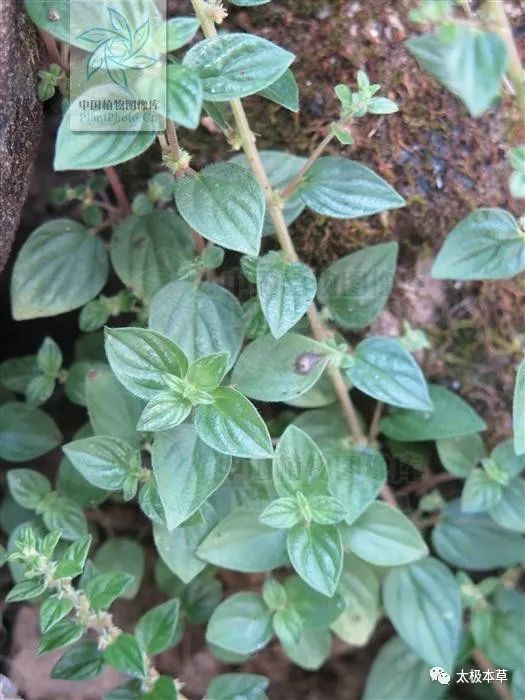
[190, 0, 373, 455]
[39, 31, 68, 72]
[483, 0, 525, 118]
[104, 167, 130, 216]
[280, 131, 335, 200]
[471, 649, 513, 700]
[368, 401, 384, 443]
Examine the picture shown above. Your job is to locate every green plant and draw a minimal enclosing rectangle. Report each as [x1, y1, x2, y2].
[1, 1, 523, 699]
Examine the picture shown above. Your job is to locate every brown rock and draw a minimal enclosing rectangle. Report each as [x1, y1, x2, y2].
[0, 0, 44, 272]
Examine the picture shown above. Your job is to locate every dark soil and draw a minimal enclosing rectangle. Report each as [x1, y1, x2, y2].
[1, 1, 524, 699]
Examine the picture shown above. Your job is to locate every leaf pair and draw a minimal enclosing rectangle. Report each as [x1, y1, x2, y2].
[7, 469, 87, 541]
[105, 327, 273, 458]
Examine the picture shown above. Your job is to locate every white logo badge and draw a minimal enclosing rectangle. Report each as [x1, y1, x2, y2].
[429, 667, 451, 685]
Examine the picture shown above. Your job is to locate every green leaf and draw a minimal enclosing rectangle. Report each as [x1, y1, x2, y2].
[87, 572, 135, 611]
[63, 360, 104, 407]
[24, 1, 70, 42]
[165, 63, 203, 129]
[510, 169, 525, 198]
[85, 366, 143, 448]
[280, 627, 331, 671]
[40, 596, 75, 634]
[318, 242, 398, 329]
[104, 633, 146, 679]
[489, 478, 525, 532]
[103, 680, 143, 700]
[26, 374, 55, 407]
[78, 299, 111, 333]
[63, 435, 140, 491]
[149, 280, 243, 369]
[287, 523, 343, 597]
[144, 676, 179, 700]
[256, 251, 316, 338]
[37, 337, 62, 376]
[273, 607, 303, 646]
[54, 535, 92, 578]
[368, 96, 399, 114]
[174, 163, 265, 255]
[197, 502, 288, 572]
[7, 469, 51, 509]
[137, 392, 191, 432]
[461, 468, 503, 512]
[406, 27, 507, 117]
[105, 327, 188, 400]
[513, 668, 525, 700]
[206, 673, 269, 700]
[187, 353, 229, 392]
[0, 355, 37, 394]
[164, 16, 199, 51]
[54, 102, 156, 170]
[383, 558, 462, 672]
[6, 578, 46, 603]
[432, 499, 525, 570]
[183, 34, 294, 101]
[299, 157, 405, 219]
[232, 333, 331, 402]
[331, 554, 380, 646]
[292, 404, 352, 457]
[432, 209, 525, 280]
[51, 641, 105, 681]
[11, 220, 108, 319]
[262, 578, 287, 610]
[38, 618, 84, 654]
[154, 503, 218, 583]
[514, 359, 525, 455]
[436, 433, 486, 477]
[136, 599, 180, 655]
[152, 424, 231, 529]
[472, 589, 524, 671]
[230, 151, 307, 234]
[341, 501, 428, 566]
[259, 497, 301, 529]
[195, 387, 273, 459]
[284, 575, 343, 630]
[206, 592, 273, 655]
[380, 384, 487, 441]
[347, 337, 432, 410]
[490, 438, 525, 480]
[41, 495, 88, 540]
[327, 448, 386, 524]
[308, 496, 347, 525]
[0, 403, 61, 461]
[273, 425, 327, 498]
[258, 69, 299, 112]
[364, 636, 447, 700]
[110, 211, 195, 301]
[93, 538, 145, 600]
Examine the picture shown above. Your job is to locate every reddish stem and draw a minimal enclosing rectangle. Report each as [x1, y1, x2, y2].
[397, 472, 460, 497]
[39, 30, 68, 72]
[104, 166, 131, 216]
